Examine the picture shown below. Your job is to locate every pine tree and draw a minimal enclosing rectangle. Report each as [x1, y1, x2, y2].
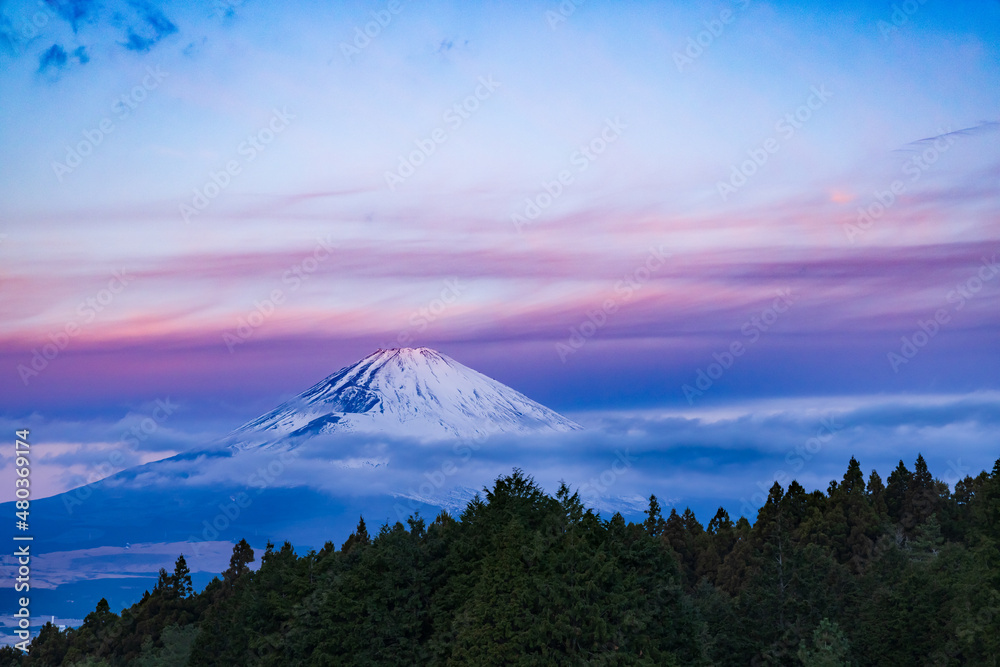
[901, 454, 938, 532]
[644, 494, 664, 536]
[913, 454, 933, 488]
[682, 507, 704, 535]
[842, 457, 865, 494]
[698, 508, 735, 585]
[172, 554, 193, 598]
[829, 460, 880, 572]
[555, 481, 586, 525]
[781, 480, 809, 531]
[867, 469, 888, 518]
[341, 516, 371, 553]
[82, 597, 117, 633]
[707, 507, 733, 535]
[885, 460, 911, 524]
[153, 568, 170, 594]
[716, 516, 754, 595]
[223, 538, 255, 585]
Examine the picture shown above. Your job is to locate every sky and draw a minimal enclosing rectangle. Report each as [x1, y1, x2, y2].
[1, 0, 999, 518]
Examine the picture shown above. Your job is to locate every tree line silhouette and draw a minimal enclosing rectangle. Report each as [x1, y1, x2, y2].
[5, 454, 999, 665]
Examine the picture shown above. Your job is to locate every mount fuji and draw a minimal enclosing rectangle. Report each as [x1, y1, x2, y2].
[223, 347, 581, 451]
[4, 348, 589, 623]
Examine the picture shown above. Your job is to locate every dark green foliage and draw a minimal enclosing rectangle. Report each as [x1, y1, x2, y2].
[339, 516, 370, 554]
[222, 538, 254, 586]
[134, 625, 198, 666]
[797, 618, 850, 666]
[18, 456, 1000, 666]
[171, 556, 193, 599]
[886, 459, 912, 524]
[643, 494, 664, 536]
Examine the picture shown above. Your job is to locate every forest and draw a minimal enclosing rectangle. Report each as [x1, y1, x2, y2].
[3, 454, 998, 666]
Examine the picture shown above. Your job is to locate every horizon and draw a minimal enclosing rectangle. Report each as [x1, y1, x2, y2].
[3, 340, 998, 524]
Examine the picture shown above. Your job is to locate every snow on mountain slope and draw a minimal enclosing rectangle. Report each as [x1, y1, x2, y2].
[224, 348, 581, 450]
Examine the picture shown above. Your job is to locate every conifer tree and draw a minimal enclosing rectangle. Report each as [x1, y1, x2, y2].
[341, 516, 371, 553]
[902, 453, 938, 531]
[866, 469, 887, 518]
[223, 538, 255, 586]
[885, 460, 911, 524]
[643, 494, 664, 536]
[172, 554, 193, 598]
[842, 457, 865, 495]
[707, 507, 733, 535]
[82, 597, 116, 633]
[153, 567, 170, 594]
[698, 507, 735, 584]
[826, 459, 880, 572]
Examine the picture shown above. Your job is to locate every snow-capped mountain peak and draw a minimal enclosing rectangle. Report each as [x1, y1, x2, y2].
[225, 347, 581, 450]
